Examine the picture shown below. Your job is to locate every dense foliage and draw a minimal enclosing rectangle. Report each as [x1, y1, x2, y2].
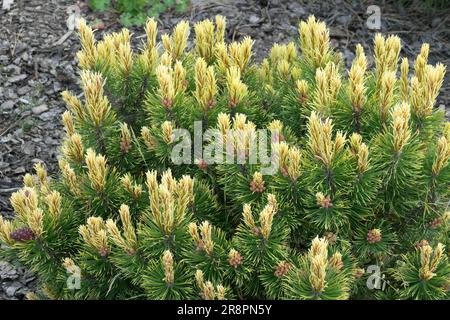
[0, 15, 449, 300]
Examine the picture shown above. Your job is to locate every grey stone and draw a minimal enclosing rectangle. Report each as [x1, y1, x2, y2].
[13, 166, 25, 174]
[8, 74, 27, 83]
[21, 141, 35, 156]
[18, 85, 31, 95]
[18, 97, 30, 105]
[0, 100, 14, 111]
[0, 264, 19, 280]
[431, 17, 441, 28]
[6, 88, 18, 99]
[249, 15, 260, 24]
[31, 104, 48, 115]
[6, 282, 22, 297]
[4, 64, 21, 75]
[337, 14, 352, 26]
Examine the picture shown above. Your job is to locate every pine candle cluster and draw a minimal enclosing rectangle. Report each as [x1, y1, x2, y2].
[0, 15, 449, 300]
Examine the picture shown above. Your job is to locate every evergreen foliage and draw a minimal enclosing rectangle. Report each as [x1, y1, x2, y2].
[0, 15, 449, 300]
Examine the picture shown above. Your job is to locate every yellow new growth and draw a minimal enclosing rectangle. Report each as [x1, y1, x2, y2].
[59, 160, 81, 196]
[85, 148, 108, 192]
[195, 19, 215, 62]
[314, 62, 341, 113]
[62, 111, 75, 136]
[215, 15, 226, 42]
[145, 169, 194, 235]
[10, 187, 38, 222]
[242, 196, 277, 240]
[410, 62, 446, 118]
[400, 57, 409, 101]
[391, 102, 411, 152]
[432, 136, 450, 176]
[162, 21, 190, 60]
[62, 133, 84, 164]
[80, 71, 111, 126]
[348, 45, 367, 113]
[188, 221, 214, 255]
[77, 19, 96, 69]
[45, 191, 61, 220]
[349, 133, 369, 174]
[161, 121, 174, 144]
[308, 112, 346, 168]
[379, 71, 396, 123]
[226, 67, 248, 107]
[141, 126, 156, 150]
[173, 61, 187, 94]
[195, 58, 217, 111]
[79, 217, 109, 256]
[308, 237, 328, 294]
[106, 204, 138, 254]
[242, 204, 256, 230]
[228, 37, 254, 72]
[259, 204, 275, 239]
[156, 65, 175, 108]
[195, 270, 226, 300]
[374, 34, 401, 87]
[0, 217, 14, 245]
[299, 16, 331, 67]
[145, 18, 158, 49]
[419, 243, 445, 280]
[121, 174, 142, 200]
[162, 250, 175, 285]
[61, 91, 83, 120]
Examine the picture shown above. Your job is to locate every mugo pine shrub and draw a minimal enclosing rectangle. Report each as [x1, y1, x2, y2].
[0, 16, 449, 300]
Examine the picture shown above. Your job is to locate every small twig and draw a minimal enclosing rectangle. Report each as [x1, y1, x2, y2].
[9, 29, 22, 57]
[52, 30, 73, 47]
[0, 188, 20, 194]
[34, 60, 39, 80]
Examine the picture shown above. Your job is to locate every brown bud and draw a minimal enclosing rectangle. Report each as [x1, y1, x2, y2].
[324, 232, 337, 245]
[274, 261, 291, 277]
[227, 249, 243, 268]
[367, 229, 382, 244]
[197, 159, 208, 171]
[415, 239, 429, 249]
[430, 218, 442, 229]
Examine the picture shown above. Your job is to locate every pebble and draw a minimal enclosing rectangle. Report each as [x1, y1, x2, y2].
[249, 15, 260, 24]
[31, 104, 49, 115]
[336, 14, 352, 26]
[8, 74, 27, 83]
[4, 64, 21, 75]
[1, 100, 15, 111]
[5, 282, 22, 297]
[14, 166, 26, 174]
[17, 85, 31, 95]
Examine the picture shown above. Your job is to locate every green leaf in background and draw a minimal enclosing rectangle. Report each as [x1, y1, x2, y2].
[147, 4, 166, 18]
[88, 0, 111, 11]
[89, 0, 191, 24]
[120, 12, 148, 27]
[175, 0, 189, 12]
[163, 0, 175, 6]
[117, 0, 148, 14]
